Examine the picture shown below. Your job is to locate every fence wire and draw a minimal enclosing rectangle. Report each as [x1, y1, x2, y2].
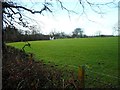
[62, 64, 120, 88]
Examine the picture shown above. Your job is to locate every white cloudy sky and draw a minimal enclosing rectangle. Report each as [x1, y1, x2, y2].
[10, 0, 118, 35]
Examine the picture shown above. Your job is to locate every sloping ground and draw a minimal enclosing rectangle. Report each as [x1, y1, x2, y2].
[3, 45, 80, 89]
[2, 45, 119, 89]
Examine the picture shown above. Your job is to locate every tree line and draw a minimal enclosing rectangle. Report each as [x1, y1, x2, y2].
[3, 25, 87, 42]
[3, 25, 115, 43]
[3, 25, 50, 42]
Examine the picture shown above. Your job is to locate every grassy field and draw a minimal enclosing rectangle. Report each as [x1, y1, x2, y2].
[7, 37, 119, 86]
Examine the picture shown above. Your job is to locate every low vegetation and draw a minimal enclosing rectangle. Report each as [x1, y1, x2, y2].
[3, 45, 83, 89]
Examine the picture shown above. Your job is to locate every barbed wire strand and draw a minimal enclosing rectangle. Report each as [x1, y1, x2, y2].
[66, 64, 120, 80]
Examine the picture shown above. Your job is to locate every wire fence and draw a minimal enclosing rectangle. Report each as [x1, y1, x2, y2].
[61, 64, 120, 88]
[12, 46, 120, 88]
[23, 43, 120, 88]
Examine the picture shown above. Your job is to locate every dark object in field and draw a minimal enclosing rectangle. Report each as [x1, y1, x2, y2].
[98, 62, 100, 65]
[98, 62, 104, 65]
[22, 42, 31, 52]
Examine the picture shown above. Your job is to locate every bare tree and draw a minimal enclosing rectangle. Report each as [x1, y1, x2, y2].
[72, 28, 84, 38]
[2, 0, 117, 28]
[112, 22, 119, 36]
[2, 1, 52, 28]
[96, 30, 102, 36]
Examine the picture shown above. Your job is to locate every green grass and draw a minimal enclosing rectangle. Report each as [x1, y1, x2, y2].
[7, 37, 119, 82]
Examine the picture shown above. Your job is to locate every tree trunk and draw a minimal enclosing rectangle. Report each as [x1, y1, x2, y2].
[0, 1, 2, 89]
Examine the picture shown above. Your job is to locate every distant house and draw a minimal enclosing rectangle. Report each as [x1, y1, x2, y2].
[50, 37, 55, 40]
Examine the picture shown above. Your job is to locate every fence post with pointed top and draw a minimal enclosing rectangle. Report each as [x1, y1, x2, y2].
[78, 65, 85, 88]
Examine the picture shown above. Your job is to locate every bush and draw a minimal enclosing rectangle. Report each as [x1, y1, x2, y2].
[2, 45, 80, 89]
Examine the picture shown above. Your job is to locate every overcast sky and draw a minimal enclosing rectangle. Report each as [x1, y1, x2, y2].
[10, 0, 118, 35]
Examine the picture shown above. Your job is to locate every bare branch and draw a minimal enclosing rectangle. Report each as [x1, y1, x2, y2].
[56, 0, 78, 14]
[2, 0, 117, 29]
[78, 0, 85, 16]
[2, 2, 52, 14]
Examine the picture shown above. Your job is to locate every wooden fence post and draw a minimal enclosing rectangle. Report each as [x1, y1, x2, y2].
[78, 65, 85, 88]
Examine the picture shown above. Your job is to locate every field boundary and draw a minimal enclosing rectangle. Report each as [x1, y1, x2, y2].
[63, 64, 119, 88]
[67, 64, 119, 79]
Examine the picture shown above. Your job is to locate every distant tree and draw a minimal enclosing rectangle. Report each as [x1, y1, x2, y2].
[95, 30, 102, 37]
[72, 28, 83, 38]
[49, 30, 57, 39]
[49, 30, 68, 39]
[25, 31, 29, 35]
[83, 34, 88, 38]
[29, 25, 41, 35]
[59, 32, 66, 38]
[112, 23, 119, 36]
[4, 25, 22, 42]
